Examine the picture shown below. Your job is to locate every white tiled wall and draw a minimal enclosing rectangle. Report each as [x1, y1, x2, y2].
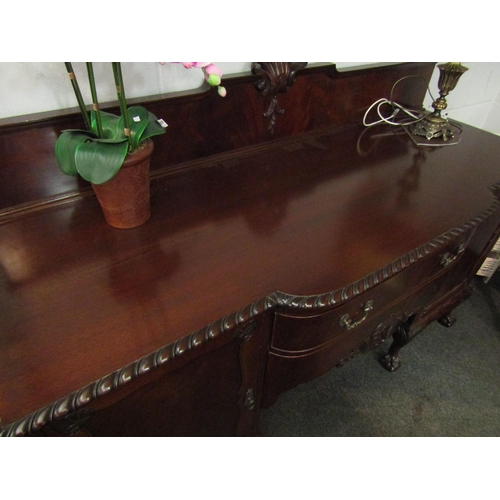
[424, 62, 500, 135]
[0, 63, 251, 121]
[1, 62, 499, 135]
[483, 101, 500, 134]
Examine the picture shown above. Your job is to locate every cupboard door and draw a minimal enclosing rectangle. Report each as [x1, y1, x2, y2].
[38, 316, 271, 437]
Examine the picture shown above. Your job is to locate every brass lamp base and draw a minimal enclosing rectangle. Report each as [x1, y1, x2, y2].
[405, 116, 460, 146]
[404, 121, 461, 147]
[408, 116, 458, 142]
[408, 62, 468, 146]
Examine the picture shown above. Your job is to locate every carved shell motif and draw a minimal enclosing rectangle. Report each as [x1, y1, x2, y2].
[251, 62, 307, 133]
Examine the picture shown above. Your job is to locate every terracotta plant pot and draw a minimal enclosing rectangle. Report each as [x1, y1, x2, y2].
[92, 139, 154, 229]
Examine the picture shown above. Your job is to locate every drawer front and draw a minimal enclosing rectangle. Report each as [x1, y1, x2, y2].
[272, 226, 475, 354]
[262, 308, 404, 407]
[263, 265, 468, 408]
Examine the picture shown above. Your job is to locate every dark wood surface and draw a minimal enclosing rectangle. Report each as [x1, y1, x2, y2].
[2, 120, 500, 430]
[2, 63, 500, 435]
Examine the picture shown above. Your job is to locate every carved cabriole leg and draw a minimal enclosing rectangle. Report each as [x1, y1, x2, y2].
[380, 315, 416, 372]
[379, 283, 475, 372]
[336, 324, 394, 368]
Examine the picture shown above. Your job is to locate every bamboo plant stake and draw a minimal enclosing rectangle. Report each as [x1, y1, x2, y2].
[112, 62, 133, 149]
[64, 62, 91, 132]
[86, 62, 103, 138]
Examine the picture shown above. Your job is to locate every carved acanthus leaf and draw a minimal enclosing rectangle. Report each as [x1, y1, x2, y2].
[251, 62, 307, 133]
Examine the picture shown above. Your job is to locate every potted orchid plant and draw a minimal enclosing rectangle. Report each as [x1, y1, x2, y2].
[55, 62, 225, 228]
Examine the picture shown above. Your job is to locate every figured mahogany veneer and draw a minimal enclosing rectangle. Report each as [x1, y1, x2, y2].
[1, 63, 500, 436]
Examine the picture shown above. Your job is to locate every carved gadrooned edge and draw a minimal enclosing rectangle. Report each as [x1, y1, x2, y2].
[0, 295, 277, 437]
[3, 183, 499, 437]
[251, 62, 307, 133]
[275, 182, 500, 312]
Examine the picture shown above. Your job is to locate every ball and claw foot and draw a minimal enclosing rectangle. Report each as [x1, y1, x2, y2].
[437, 314, 456, 328]
[380, 353, 402, 372]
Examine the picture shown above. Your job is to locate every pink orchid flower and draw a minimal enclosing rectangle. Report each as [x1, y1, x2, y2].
[159, 63, 226, 97]
[181, 62, 210, 69]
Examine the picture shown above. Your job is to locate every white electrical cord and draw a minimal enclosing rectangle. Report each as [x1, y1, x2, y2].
[362, 98, 425, 127]
[362, 75, 434, 128]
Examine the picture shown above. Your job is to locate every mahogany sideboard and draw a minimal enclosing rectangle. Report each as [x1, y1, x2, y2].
[1, 62, 500, 436]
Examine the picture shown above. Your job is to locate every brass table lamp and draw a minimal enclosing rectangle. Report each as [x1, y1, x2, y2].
[409, 62, 468, 142]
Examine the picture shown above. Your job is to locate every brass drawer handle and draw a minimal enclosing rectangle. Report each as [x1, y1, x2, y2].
[339, 300, 374, 331]
[440, 243, 466, 267]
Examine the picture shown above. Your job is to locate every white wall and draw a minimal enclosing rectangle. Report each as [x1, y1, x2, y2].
[424, 62, 500, 136]
[1, 62, 499, 135]
[0, 62, 251, 120]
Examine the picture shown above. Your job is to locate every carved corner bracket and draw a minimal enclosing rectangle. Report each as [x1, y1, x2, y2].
[251, 62, 307, 133]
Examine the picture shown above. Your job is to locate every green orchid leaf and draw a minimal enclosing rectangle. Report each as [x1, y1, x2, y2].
[118, 106, 150, 150]
[90, 109, 98, 136]
[55, 130, 96, 176]
[75, 140, 129, 185]
[91, 109, 125, 140]
[93, 137, 129, 144]
[141, 111, 167, 142]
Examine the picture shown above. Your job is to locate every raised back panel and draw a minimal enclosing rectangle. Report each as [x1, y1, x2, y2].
[0, 63, 435, 213]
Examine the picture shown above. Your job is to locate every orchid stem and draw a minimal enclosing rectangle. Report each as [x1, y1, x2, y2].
[111, 62, 132, 149]
[86, 62, 103, 138]
[64, 62, 91, 131]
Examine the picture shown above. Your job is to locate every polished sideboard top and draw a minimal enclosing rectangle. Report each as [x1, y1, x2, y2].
[1, 62, 500, 435]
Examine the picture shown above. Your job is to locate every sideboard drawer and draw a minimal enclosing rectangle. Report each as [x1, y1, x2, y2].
[263, 234, 476, 407]
[262, 308, 403, 408]
[272, 296, 383, 354]
[272, 227, 475, 354]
